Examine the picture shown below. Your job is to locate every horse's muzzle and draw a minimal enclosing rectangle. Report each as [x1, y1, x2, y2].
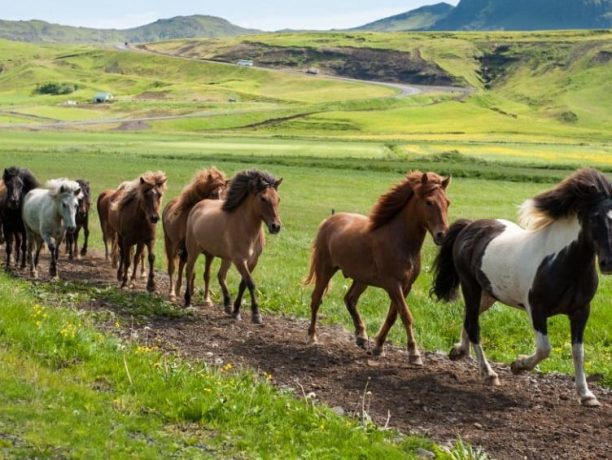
[600, 258, 612, 274]
[66, 225, 76, 233]
[150, 215, 160, 224]
[268, 222, 281, 234]
[433, 231, 446, 246]
[8, 199, 19, 209]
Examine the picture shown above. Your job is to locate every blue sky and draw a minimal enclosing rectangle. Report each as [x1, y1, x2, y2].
[2, 1, 459, 31]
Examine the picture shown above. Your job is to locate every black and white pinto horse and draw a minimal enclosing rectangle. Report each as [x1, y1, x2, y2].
[65, 179, 91, 260]
[432, 168, 611, 406]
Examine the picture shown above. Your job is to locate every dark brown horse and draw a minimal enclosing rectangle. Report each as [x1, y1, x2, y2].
[162, 167, 227, 300]
[65, 179, 91, 260]
[184, 170, 282, 324]
[109, 172, 167, 291]
[305, 171, 451, 364]
[0, 167, 40, 270]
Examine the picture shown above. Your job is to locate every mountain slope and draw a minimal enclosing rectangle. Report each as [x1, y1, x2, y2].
[354, 3, 454, 31]
[431, 0, 612, 30]
[0, 15, 258, 43]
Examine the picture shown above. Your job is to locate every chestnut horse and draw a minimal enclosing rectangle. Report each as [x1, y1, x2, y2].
[184, 170, 282, 324]
[305, 171, 451, 364]
[162, 167, 227, 300]
[65, 179, 91, 260]
[109, 171, 167, 291]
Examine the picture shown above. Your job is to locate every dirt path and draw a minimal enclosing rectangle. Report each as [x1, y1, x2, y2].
[15, 251, 612, 460]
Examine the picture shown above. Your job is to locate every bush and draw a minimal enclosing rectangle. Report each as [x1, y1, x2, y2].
[35, 82, 78, 95]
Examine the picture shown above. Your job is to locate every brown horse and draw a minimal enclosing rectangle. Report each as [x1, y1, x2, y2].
[162, 167, 227, 300]
[184, 170, 282, 324]
[109, 171, 167, 291]
[305, 171, 451, 364]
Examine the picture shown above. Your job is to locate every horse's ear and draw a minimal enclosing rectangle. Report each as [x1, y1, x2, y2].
[60, 185, 66, 193]
[442, 175, 451, 190]
[74, 188, 81, 196]
[421, 173, 429, 185]
[140, 177, 145, 185]
[274, 178, 283, 189]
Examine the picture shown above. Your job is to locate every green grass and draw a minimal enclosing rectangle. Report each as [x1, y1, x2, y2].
[0, 273, 440, 458]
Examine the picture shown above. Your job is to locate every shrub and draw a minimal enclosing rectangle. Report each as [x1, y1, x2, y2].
[35, 82, 79, 95]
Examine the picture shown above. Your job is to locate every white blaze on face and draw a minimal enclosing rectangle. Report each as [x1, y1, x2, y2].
[607, 210, 612, 221]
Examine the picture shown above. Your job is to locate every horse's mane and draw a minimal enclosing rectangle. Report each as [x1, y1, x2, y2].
[76, 179, 91, 207]
[519, 168, 612, 230]
[175, 167, 226, 213]
[117, 171, 167, 211]
[45, 178, 81, 197]
[369, 171, 445, 231]
[3, 166, 39, 191]
[222, 170, 277, 213]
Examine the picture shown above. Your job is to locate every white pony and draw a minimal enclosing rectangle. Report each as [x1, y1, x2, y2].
[22, 179, 82, 279]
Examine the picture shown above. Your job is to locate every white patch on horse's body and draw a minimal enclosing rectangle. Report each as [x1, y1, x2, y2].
[608, 210, 612, 220]
[480, 216, 581, 309]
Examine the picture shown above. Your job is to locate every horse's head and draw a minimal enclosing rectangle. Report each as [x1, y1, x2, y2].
[139, 174, 167, 224]
[414, 172, 451, 245]
[3, 168, 25, 210]
[581, 197, 612, 274]
[252, 176, 283, 234]
[200, 168, 228, 200]
[58, 185, 82, 233]
[76, 180, 91, 219]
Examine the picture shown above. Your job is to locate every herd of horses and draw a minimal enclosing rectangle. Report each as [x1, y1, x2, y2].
[0, 165, 610, 407]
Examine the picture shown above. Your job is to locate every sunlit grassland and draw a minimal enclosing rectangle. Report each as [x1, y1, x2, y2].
[1, 134, 610, 388]
[0, 275, 434, 458]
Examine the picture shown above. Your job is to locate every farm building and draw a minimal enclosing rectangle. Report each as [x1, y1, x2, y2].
[93, 92, 114, 103]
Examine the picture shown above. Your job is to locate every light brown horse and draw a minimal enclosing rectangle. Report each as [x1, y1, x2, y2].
[162, 167, 228, 300]
[109, 171, 167, 292]
[305, 171, 451, 364]
[184, 170, 282, 324]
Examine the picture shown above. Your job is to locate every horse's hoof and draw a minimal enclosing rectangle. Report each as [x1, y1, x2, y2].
[371, 346, 384, 357]
[449, 346, 468, 361]
[355, 336, 369, 349]
[203, 299, 213, 307]
[169, 293, 176, 301]
[510, 355, 530, 375]
[80, 249, 87, 257]
[224, 305, 233, 315]
[232, 312, 242, 321]
[146, 283, 156, 293]
[485, 374, 501, 386]
[580, 395, 601, 407]
[307, 334, 318, 345]
[251, 314, 263, 325]
[409, 354, 423, 366]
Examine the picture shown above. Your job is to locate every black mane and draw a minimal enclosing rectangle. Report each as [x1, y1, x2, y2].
[222, 170, 277, 213]
[3, 166, 40, 192]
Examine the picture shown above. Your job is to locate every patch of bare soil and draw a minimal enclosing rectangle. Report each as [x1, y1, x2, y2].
[135, 90, 170, 100]
[114, 120, 151, 131]
[15, 250, 612, 460]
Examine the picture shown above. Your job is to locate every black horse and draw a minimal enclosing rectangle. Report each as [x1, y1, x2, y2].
[65, 179, 91, 259]
[0, 167, 40, 270]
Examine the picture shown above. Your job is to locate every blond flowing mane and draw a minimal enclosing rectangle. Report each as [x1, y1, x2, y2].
[519, 168, 612, 230]
[45, 178, 81, 197]
[175, 167, 226, 214]
[369, 171, 445, 230]
[117, 171, 167, 211]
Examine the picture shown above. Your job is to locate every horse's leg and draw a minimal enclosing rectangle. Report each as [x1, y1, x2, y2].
[510, 307, 551, 374]
[145, 242, 156, 293]
[66, 230, 74, 260]
[450, 292, 495, 360]
[567, 306, 599, 407]
[19, 230, 28, 269]
[4, 229, 13, 270]
[140, 247, 146, 280]
[129, 244, 144, 288]
[14, 232, 21, 268]
[232, 280, 247, 321]
[80, 217, 89, 257]
[462, 279, 499, 385]
[183, 246, 200, 307]
[166, 237, 177, 299]
[233, 260, 262, 324]
[175, 249, 187, 302]
[343, 281, 369, 348]
[111, 233, 119, 269]
[372, 303, 397, 357]
[25, 229, 36, 278]
[202, 253, 214, 307]
[307, 268, 337, 345]
[43, 232, 58, 279]
[217, 258, 232, 315]
[385, 285, 422, 365]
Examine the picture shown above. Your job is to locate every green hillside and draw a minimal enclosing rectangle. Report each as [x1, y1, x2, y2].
[0, 15, 258, 44]
[354, 3, 454, 32]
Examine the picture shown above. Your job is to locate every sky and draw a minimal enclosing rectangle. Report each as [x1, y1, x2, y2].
[2, 1, 459, 31]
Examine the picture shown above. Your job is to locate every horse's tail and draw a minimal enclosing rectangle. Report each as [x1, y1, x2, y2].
[431, 219, 472, 302]
[303, 237, 320, 287]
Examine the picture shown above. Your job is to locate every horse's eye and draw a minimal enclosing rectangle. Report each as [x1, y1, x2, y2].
[426, 201, 434, 207]
[260, 196, 267, 202]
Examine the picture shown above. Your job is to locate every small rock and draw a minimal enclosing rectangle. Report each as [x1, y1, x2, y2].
[205, 352, 214, 357]
[366, 359, 380, 367]
[331, 406, 345, 416]
[474, 422, 483, 429]
[415, 448, 435, 459]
